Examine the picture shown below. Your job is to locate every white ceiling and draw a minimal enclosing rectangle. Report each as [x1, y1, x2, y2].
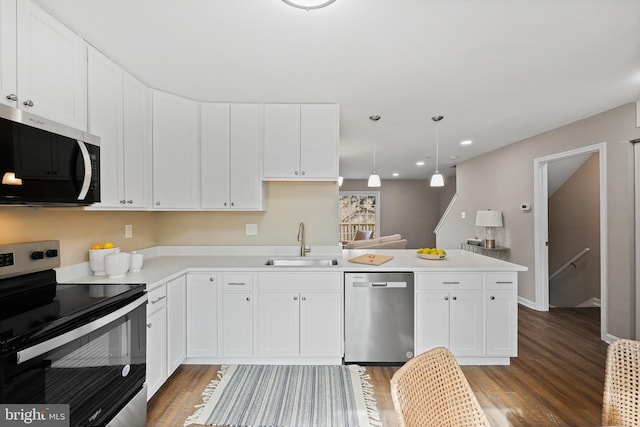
[34, 0, 640, 180]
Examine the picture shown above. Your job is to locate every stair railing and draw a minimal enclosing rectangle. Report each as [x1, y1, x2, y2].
[549, 247, 591, 281]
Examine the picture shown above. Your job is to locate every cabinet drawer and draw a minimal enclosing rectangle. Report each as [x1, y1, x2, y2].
[223, 274, 254, 291]
[259, 272, 341, 292]
[416, 273, 482, 291]
[486, 273, 517, 289]
[147, 285, 167, 312]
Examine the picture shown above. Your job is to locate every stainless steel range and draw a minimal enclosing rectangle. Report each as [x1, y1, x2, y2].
[0, 241, 147, 427]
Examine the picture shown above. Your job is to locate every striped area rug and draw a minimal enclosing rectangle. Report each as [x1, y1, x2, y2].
[184, 365, 381, 427]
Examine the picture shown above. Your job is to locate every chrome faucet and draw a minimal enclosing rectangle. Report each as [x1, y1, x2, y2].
[297, 222, 311, 257]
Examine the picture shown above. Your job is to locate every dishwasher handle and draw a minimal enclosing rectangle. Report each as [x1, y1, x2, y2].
[352, 281, 407, 288]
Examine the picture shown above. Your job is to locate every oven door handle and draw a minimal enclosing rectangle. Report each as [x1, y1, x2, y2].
[17, 294, 147, 364]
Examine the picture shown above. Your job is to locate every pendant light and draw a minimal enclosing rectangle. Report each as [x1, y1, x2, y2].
[282, 0, 336, 11]
[367, 115, 381, 187]
[429, 115, 445, 187]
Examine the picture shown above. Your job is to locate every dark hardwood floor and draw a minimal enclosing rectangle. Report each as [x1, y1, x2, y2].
[147, 306, 608, 427]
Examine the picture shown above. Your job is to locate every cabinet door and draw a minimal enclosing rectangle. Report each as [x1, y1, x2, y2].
[486, 290, 518, 356]
[166, 276, 186, 376]
[219, 292, 253, 357]
[122, 72, 151, 208]
[229, 104, 263, 209]
[262, 104, 300, 179]
[186, 273, 218, 358]
[87, 47, 123, 208]
[300, 104, 339, 179]
[257, 291, 299, 357]
[0, 0, 17, 108]
[415, 291, 450, 354]
[146, 286, 167, 400]
[17, 1, 87, 130]
[152, 90, 199, 209]
[200, 103, 230, 209]
[300, 292, 342, 357]
[449, 291, 483, 356]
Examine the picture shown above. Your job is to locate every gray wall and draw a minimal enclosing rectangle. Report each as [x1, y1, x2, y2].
[548, 153, 600, 307]
[340, 179, 455, 249]
[437, 102, 640, 339]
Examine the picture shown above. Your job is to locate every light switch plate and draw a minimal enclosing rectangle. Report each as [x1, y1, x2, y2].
[246, 224, 258, 235]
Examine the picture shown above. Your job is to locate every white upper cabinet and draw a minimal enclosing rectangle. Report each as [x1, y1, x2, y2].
[152, 90, 199, 209]
[262, 103, 339, 181]
[0, 0, 17, 108]
[88, 47, 151, 209]
[16, 0, 87, 130]
[200, 103, 264, 210]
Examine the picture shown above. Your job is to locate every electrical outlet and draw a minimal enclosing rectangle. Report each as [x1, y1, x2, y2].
[125, 224, 133, 239]
[246, 224, 258, 235]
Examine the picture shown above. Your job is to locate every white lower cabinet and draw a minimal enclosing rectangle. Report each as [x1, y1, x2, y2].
[485, 273, 518, 357]
[166, 275, 186, 376]
[146, 275, 187, 400]
[415, 273, 484, 357]
[219, 274, 254, 357]
[186, 273, 218, 358]
[146, 285, 167, 400]
[257, 272, 342, 359]
[415, 272, 517, 363]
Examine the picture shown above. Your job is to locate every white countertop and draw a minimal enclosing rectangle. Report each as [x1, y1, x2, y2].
[60, 248, 527, 290]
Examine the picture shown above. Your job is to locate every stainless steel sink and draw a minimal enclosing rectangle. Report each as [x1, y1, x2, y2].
[264, 257, 339, 267]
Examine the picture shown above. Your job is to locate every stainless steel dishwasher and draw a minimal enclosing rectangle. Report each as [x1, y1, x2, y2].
[344, 272, 414, 364]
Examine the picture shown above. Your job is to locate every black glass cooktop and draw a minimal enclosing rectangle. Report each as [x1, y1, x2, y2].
[0, 269, 145, 353]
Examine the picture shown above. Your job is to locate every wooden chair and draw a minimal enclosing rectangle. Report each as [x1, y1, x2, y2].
[390, 347, 490, 427]
[602, 339, 640, 426]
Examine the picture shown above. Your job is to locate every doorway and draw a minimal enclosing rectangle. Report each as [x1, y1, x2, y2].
[533, 143, 608, 341]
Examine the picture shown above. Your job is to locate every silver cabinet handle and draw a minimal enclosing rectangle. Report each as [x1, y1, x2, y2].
[301, 171, 306, 176]
[295, 171, 299, 175]
[246, 297, 251, 301]
[6, 94, 17, 101]
[155, 201, 160, 206]
[209, 277, 215, 282]
[442, 281, 460, 285]
[301, 296, 306, 301]
[120, 200, 126, 204]
[444, 296, 449, 301]
[23, 99, 34, 107]
[495, 281, 514, 284]
[490, 296, 495, 300]
[228, 282, 246, 286]
[127, 200, 133, 204]
[151, 295, 166, 304]
[146, 323, 152, 328]
[231, 202, 235, 206]
[293, 296, 298, 301]
[452, 296, 457, 301]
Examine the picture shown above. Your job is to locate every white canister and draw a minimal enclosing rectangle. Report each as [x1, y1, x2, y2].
[129, 251, 144, 272]
[89, 248, 118, 276]
[104, 250, 130, 279]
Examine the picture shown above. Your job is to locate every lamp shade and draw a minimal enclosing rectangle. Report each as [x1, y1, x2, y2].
[367, 172, 381, 187]
[429, 171, 444, 187]
[475, 210, 503, 227]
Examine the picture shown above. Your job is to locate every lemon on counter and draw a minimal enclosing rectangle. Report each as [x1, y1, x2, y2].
[103, 242, 115, 249]
[90, 243, 102, 250]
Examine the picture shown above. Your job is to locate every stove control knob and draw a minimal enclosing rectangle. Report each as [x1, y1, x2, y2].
[45, 249, 58, 258]
[30, 251, 44, 260]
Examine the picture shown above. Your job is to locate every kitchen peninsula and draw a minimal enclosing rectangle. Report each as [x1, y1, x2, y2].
[60, 248, 526, 399]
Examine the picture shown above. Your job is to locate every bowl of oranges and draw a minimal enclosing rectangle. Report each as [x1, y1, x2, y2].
[89, 242, 118, 275]
[417, 248, 447, 260]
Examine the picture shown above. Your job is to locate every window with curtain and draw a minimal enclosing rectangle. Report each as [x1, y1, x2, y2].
[339, 191, 380, 243]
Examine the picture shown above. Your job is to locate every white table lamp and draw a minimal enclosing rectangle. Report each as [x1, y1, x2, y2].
[475, 210, 503, 249]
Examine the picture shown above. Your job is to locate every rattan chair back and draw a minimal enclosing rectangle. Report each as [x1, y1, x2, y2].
[390, 347, 490, 427]
[603, 339, 640, 426]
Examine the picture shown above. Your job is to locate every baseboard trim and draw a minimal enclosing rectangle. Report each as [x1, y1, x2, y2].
[518, 296, 541, 310]
[576, 297, 601, 308]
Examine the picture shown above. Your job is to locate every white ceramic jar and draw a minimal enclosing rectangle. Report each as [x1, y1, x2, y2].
[104, 250, 130, 279]
[129, 251, 144, 272]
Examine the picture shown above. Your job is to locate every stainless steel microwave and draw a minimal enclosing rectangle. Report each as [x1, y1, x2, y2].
[0, 104, 100, 206]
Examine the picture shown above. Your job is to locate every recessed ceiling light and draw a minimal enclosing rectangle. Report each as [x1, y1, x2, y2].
[392, 173, 399, 177]
[460, 140, 472, 146]
[416, 161, 425, 166]
[450, 156, 458, 160]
